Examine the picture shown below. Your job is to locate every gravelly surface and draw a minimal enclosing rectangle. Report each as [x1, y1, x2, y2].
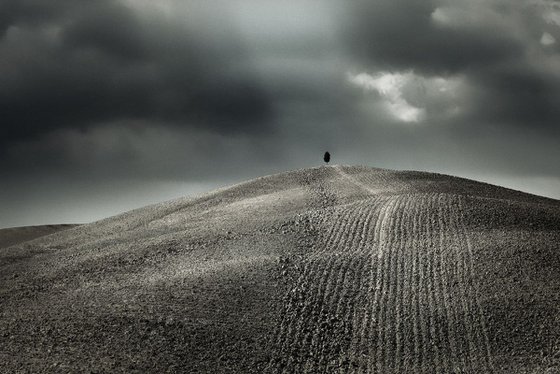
[1, 165, 559, 373]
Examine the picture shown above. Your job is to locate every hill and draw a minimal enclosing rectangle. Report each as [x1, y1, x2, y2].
[0, 224, 78, 249]
[1, 165, 559, 373]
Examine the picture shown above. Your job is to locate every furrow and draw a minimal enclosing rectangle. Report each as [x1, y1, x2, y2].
[398, 195, 416, 373]
[352, 199, 380, 255]
[272, 204, 351, 365]
[316, 202, 375, 371]
[351, 201, 382, 347]
[435, 193, 464, 371]
[349, 197, 392, 373]
[330, 255, 366, 372]
[324, 206, 354, 252]
[296, 258, 343, 370]
[426, 194, 451, 374]
[301, 257, 344, 372]
[456, 196, 495, 372]
[386, 195, 412, 373]
[300, 203, 371, 371]
[267, 176, 368, 372]
[340, 200, 382, 372]
[272, 209, 345, 371]
[270, 177, 496, 373]
[421, 194, 443, 374]
[418, 194, 435, 373]
[290, 207, 356, 360]
[445, 195, 479, 371]
[411, 194, 425, 372]
[396, 194, 424, 372]
[321, 256, 360, 372]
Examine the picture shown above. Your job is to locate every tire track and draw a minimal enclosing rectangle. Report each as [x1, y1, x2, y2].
[383, 195, 412, 373]
[334, 165, 379, 196]
[342, 165, 409, 194]
[370, 195, 403, 374]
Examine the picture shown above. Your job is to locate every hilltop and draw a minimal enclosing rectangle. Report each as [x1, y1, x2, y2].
[1, 165, 559, 373]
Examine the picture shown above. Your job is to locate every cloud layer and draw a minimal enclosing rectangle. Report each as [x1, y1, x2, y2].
[1, 0, 559, 226]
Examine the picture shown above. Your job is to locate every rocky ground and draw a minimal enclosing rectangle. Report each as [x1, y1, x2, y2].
[1, 165, 558, 373]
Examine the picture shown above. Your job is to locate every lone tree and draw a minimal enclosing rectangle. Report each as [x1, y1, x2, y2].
[323, 151, 331, 164]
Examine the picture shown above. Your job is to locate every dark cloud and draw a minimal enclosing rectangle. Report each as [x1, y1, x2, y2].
[344, 0, 525, 75]
[466, 66, 560, 129]
[0, 0, 69, 35]
[60, 2, 155, 62]
[0, 0, 273, 146]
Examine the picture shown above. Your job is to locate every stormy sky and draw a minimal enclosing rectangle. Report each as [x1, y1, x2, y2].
[1, 0, 559, 227]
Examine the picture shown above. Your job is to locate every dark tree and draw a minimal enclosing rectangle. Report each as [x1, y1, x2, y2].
[323, 151, 330, 163]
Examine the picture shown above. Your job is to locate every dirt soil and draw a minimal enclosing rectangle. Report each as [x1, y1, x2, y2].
[0, 224, 78, 249]
[1, 165, 559, 373]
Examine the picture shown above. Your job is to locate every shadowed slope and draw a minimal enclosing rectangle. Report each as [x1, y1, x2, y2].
[0, 225, 78, 249]
[1, 166, 558, 373]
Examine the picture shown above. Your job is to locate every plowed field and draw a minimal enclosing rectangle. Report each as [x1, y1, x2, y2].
[1, 166, 558, 373]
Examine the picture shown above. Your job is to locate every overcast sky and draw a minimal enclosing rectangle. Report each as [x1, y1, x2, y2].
[1, 0, 559, 228]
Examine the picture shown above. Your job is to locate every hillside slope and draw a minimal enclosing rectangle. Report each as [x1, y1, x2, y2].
[0, 225, 78, 249]
[1, 165, 559, 373]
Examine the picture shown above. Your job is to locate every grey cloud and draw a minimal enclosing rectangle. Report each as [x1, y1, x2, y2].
[344, 0, 560, 132]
